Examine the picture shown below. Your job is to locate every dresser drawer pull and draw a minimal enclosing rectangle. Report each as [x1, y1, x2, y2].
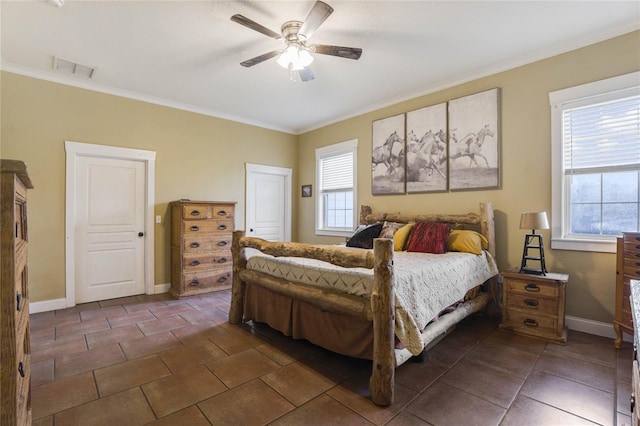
[218, 276, 228, 283]
[217, 210, 227, 216]
[523, 318, 538, 327]
[635, 236, 640, 241]
[190, 280, 200, 286]
[218, 241, 228, 247]
[218, 258, 228, 264]
[18, 362, 25, 378]
[631, 394, 636, 414]
[524, 283, 540, 292]
[190, 226, 200, 231]
[190, 260, 201, 266]
[218, 224, 227, 231]
[16, 293, 22, 311]
[635, 244, 640, 250]
[524, 299, 538, 307]
[636, 253, 640, 259]
[190, 210, 200, 216]
[190, 242, 200, 248]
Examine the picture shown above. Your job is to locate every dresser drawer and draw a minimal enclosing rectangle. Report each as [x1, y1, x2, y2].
[506, 293, 558, 315]
[183, 253, 231, 272]
[504, 309, 557, 332]
[212, 205, 233, 219]
[182, 270, 232, 293]
[183, 235, 232, 253]
[505, 278, 558, 298]
[183, 219, 232, 234]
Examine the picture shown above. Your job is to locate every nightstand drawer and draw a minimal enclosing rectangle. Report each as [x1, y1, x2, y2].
[504, 309, 557, 332]
[506, 293, 558, 315]
[505, 278, 558, 298]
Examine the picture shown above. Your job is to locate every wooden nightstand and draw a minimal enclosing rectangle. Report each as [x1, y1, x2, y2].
[499, 269, 569, 344]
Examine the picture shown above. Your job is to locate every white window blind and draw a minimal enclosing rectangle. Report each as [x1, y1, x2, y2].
[320, 152, 353, 192]
[563, 94, 640, 175]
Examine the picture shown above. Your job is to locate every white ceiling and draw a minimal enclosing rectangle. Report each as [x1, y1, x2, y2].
[1, 1, 639, 134]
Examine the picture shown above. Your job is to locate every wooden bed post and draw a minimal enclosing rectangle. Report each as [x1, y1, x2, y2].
[229, 230, 247, 324]
[369, 238, 395, 406]
[480, 202, 496, 258]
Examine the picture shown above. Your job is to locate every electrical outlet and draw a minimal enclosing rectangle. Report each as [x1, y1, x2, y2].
[155, 215, 161, 224]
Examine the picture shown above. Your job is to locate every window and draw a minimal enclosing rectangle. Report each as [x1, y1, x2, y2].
[315, 139, 357, 237]
[550, 72, 640, 253]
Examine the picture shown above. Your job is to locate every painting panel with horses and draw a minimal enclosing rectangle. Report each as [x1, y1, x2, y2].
[448, 88, 500, 190]
[406, 103, 448, 193]
[372, 114, 406, 195]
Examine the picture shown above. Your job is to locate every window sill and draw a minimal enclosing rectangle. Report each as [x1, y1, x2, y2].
[315, 229, 353, 238]
[551, 237, 616, 253]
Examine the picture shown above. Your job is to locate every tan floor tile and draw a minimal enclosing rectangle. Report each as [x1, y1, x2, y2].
[98, 295, 141, 307]
[145, 405, 211, 426]
[31, 358, 54, 387]
[32, 415, 53, 426]
[198, 379, 294, 425]
[306, 348, 372, 380]
[544, 330, 616, 368]
[95, 354, 172, 397]
[179, 307, 228, 325]
[120, 330, 182, 359]
[270, 394, 372, 426]
[385, 411, 430, 425]
[501, 396, 598, 425]
[261, 361, 340, 406]
[535, 351, 615, 392]
[206, 348, 281, 388]
[31, 335, 87, 363]
[142, 364, 227, 418]
[209, 328, 267, 355]
[149, 303, 196, 319]
[85, 323, 144, 349]
[159, 339, 227, 373]
[137, 315, 190, 336]
[124, 300, 168, 313]
[79, 305, 126, 322]
[31, 312, 81, 331]
[467, 338, 540, 379]
[617, 379, 632, 416]
[55, 343, 125, 380]
[170, 321, 229, 345]
[31, 372, 98, 419]
[54, 387, 155, 426]
[55, 317, 111, 339]
[394, 357, 449, 392]
[106, 309, 156, 328]
[31, 326, 55, 343]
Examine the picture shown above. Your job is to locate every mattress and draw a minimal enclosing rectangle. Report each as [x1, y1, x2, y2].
[245, 248, 499, 355]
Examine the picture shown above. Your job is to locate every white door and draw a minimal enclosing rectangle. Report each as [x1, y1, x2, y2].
[246, 164, 292, 242]
[75, 156, 146, 303]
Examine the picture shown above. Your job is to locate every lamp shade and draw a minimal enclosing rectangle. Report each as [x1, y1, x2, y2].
[519, 211, 549, 231]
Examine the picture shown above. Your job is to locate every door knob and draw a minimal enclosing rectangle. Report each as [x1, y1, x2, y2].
[138, 232, 144, 237]
[250, 228, 254, 232]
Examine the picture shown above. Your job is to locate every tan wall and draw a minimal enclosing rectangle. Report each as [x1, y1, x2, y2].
[0, 72, 298, 302]
[297, 31, 640, 323]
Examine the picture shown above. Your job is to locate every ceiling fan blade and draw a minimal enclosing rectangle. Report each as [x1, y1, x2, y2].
[231, 14, 281, 39]
[240, 50, 280, 67]
[299, 1, 334, 39]
[314, 44, 362, 60]
[298, 67, 315, 82]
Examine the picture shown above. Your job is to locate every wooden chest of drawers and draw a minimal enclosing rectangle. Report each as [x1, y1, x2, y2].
[1, 160, 33, 425]
[630, 279, 640, 426]
[500, 269, 569, 344]
[615, 232, 640, 348]
[170, 201, 236, 298]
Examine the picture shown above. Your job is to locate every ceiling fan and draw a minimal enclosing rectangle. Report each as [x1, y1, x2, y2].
[230, 1, 362, 82]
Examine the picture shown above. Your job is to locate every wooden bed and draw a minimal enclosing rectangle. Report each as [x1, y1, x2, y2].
[229, 202, 497, 406]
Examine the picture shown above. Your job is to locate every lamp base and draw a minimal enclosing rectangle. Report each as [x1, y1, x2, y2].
[520, 234, 547, 276]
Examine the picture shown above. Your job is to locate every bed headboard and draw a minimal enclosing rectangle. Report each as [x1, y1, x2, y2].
[359, 202, 496, 258]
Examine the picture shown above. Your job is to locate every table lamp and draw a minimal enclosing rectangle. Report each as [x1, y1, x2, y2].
[519, 211, 549, 275]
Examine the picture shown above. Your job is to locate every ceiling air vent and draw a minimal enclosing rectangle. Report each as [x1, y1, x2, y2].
[53, 57, 95, 78]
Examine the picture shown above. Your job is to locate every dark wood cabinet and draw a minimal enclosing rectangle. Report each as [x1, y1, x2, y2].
[615, 232, 640, 348]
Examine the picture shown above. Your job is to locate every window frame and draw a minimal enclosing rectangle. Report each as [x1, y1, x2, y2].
[550, 71, 640, 253]
[315, 139, 358, 237]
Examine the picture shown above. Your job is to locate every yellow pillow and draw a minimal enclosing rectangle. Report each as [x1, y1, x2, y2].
[393, 223, 414, 251]
[446, 230, 488, 255]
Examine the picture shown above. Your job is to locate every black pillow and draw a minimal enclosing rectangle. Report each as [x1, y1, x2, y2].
[346, 223, 383, 249]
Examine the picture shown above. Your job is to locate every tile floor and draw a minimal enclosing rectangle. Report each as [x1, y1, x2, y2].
[29, 290, 632, 425]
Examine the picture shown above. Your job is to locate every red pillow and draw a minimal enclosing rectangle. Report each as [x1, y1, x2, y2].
[405, 222, 451, 254]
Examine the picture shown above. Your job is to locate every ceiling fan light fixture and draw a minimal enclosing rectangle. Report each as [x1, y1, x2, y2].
[277, 44, 314, 70]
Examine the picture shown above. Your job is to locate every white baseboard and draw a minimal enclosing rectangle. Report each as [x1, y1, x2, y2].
[155, 283, 170, 294]
[30, 298, 67, 314]
[566, 315, 633, 342]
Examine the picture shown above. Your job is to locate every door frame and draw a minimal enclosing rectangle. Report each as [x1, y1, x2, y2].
[65, 141, 156, 308]
[245, 163, 292, 242]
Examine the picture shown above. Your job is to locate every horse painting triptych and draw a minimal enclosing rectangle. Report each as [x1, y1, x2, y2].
[371, 88, 500, 195]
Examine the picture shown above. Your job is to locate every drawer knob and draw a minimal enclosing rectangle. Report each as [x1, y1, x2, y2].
[218, 257, 228, 264]
[190, 226, 200, 231]
[631, 394, 636, 414]
[636, 244, 640, 250]
[191, 210, 200, 216]
[17, 293, 22, 311]
[18, 362, 25, 378]
[190, 260, 201, 266]
[218, 224, 227, 231]
[218, 276, 228, 283]
[218, 210, 227, 216]
[524, 299, 538, 307]
[524, 283, 540, 292]
[190, 242, 200, 248]
[523, 318, 538, 327]
[218, 241, 228, 247]
[190, 280, 200, 287]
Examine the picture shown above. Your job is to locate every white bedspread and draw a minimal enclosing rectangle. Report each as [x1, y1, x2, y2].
[245, 248, 499, 355]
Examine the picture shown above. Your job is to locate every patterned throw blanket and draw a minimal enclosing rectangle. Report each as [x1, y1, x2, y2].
[245, 249, 499, 355]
